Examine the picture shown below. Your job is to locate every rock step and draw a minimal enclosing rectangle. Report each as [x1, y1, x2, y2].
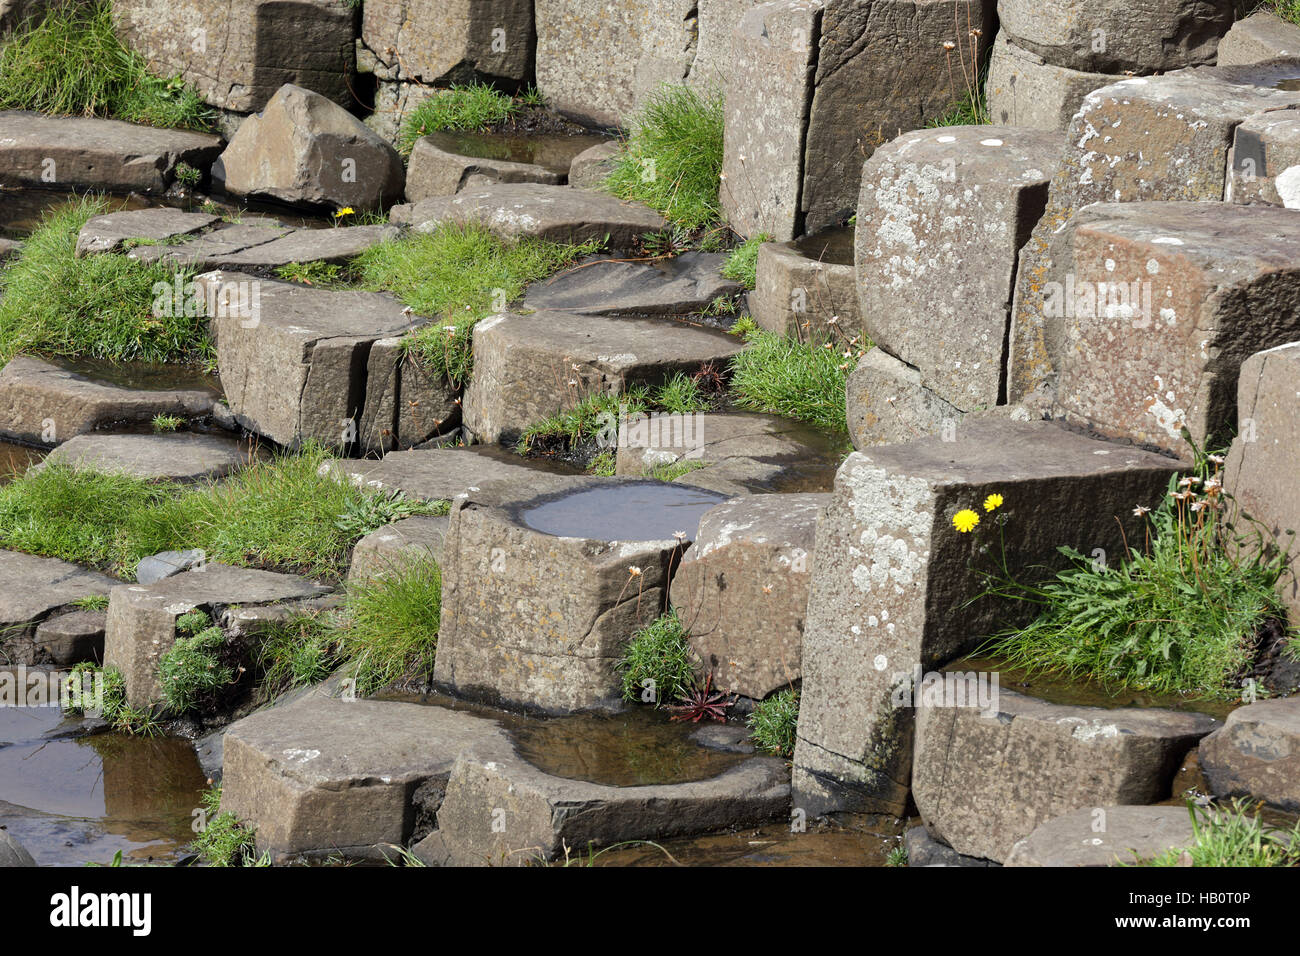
[464, 310, 743, 444]
[0, 355, 219, 446]
[128, 222, 400, 272]
[327, 446, 561, 502]
[348, 515, 449, 585]
[75, 208, 222, 257]
[522, 252, 742, 317]
[1004, 805, 1198, 867]
[613, 412, 825, 477]
[1199, 699, 1300, 812]
[34, 432, 262, 483]
[405, 133, 564, 203]
[0, 111, 223, 194]
[1218, 9, 1300, 66]
[0, 550, 117, 666]
[389, 182, 666, 250]
[985, 34, 1121, 132]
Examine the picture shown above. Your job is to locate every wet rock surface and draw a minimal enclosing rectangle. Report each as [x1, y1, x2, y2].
[522, 252, 741, 316]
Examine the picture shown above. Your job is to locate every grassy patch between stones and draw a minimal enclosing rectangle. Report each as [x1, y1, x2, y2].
[63, 663, 160, 736]
[615, 609, 698, 707]
[606, 83, 725, 233]
[0, 446, 444, 579]
[1261, 0, 1300, 26]
[721, 233, 771, 290]
[728, 327, 852, 435]
[352, 224, 601, 388]
[1134, 800, 1300, 867]
[746, 688, 800, 757]
[158, 610, 233, 715]
[0, 0, 214, 129]
[191, 787, 265, 866]
[396, 82, 523, 155]
[0, 197, 209, 365]
[980, 452, 1295, 700]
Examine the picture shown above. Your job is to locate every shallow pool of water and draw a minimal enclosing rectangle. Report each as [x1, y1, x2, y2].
[425, 130, 612, 176]
[515, 480, 729, 541]
[0, 681, 207, 866]
[51, 356, 222, 394]
[0, 441, 43, 483]
[792, 225, 855, 267]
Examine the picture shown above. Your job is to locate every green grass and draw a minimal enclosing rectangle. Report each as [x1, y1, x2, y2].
[0, 197, 209, 365]
[397, 83, 521, 155]
[981, 456, 1294, 700]
[606, 84, 725, 232]
[158, 621, 232, 715]
[721, 233, 770, 290]
[71, 594, 109, 611]
[885, 844, 908, 867]
[1136, 800, 1300, 867]
[728, 328, 852, 435]
[645, 459, 708, 483]
[151, 413, 183, 432]
[615, 609, 698, 707]
[256, 612, 340, 702]
[275, 261, 345, 287]
[1260, 1, 1300, 27]
[927, 88, 990, 127]
[0, 446, 443, 579]
[0, 0, 214, 130]
[353, 225, 600, 388]
[62, 664, 160, 736]
[191, 787, 264, 866]
[747, 688, 800, 757]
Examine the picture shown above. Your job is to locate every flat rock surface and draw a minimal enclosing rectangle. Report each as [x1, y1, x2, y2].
[389, 182, 666, 248]
[0, 550, 116, 643]
[523, 252, 741, 316]
[615, 412, 826, 476]
[129, 223, 397, 271]
[329, 447, 555, 501]
[1005, 805, 1197, 867]
[348, 515, 449, 583]
[75, 208, 221, 257]
[36, 432, 259, 482]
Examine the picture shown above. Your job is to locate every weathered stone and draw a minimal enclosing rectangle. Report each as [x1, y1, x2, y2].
[1008, 64, 1300, 402]
[856, 125, 1059, 412]
[986, 34, 1118, 131]
[405, 134, 564, 201]
[1217, 10, 1300, 66]
[360, 0, 533, 86]
[0, 551, 116, 666]
[1226, 342, 1300, 626]
[791, 420, 1184, 817]
[75, 208, 220, 257]
[32, 610, 105, 666]
[126, 222, 291, 268]
[1049, 202, 1300, 454]
[750, 232, 860, 340]
[0, 112, 222, 193]
[1229, 109, 1300, 208]
[0, 355, 217, 446]
[328, 447, 552, 501]
[568, 141, 620, 190]
[722, 0, 993, 239]
[111, 0, 355, 113]
[463, 311, 743, 444]
[1199, 700, 1300, 812]
[416, 741, 790, 865]
[389, 183, 666, 249]
[523, 252, 741, 316]
[0, 829, 35, 867]
[434, 475, 727, 712]
[36, 432, 256, 483]
[173, 225, 401, 272]
[220, 694, 505, 860]
[357, 339, 460, 454]
[1004, 805, 1198, 867]
[846, 348, 963, 449]
[673, 456, 788, 496]
[362, 81, 442, 148]
[348, 516, 449, 584]
[614, 412, 821, 476]
[904, 825, 997, 867]
[672, 493, 827, 699]
[213, 85, 405, 212]
[196, 272, 420, 449]
[914, 690, 1216, 862]
[104, 564, 330, 708]
[997, 0, 1234, 74]
[136, 549, 208, 586]
[689, 0, 765, 92]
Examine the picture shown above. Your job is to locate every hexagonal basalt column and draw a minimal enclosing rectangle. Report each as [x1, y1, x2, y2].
[434, 475, 730, 713]
[791, 420, 1182, 817]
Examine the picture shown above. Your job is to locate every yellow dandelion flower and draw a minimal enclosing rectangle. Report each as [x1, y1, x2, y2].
[953, 509, 980, 533]
[983, 493, 1004, 512]
[334, 207, 356, 218]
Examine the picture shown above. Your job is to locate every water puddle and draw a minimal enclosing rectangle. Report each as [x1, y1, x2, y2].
[515, 480, 729, 540]
[51, 356, 221, 394]
[791, 225, 855, 266]
[0, 441, 43, 483]
[424, 130, 611, 176]
[0, 187, 151, 239]
[949, 655, 1236, 722]
[584, 819, 908, 867]
[0, 674, 207, 865]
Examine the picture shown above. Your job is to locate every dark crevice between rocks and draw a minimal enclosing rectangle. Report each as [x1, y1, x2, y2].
[790, 6, 826, 241]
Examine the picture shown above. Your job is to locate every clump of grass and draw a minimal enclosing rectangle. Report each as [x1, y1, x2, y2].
[1135, 799, 1300, 867]
[729, 328, 852, 434]
[335, 557, 442, 695]
[353, 225, 600, 387]
[606, 84, 725, 232]
[158, 621, 233, 715]
[71, 594, 110, 611]
[397, 83, 520, 155]
[0, 0, 214, 129]
[928, 14, 989, 127]
[721, 233, 770, 290]
[646, 459, 708, 483]
[615, 609, 697, 707]
[654, 371, 712, 415]
[256, 611, 339, 701]
[192, 787, 264, 866]
[334, 489, 445, 539]
[981, 445, 1294, 699]
[62, 664, 160, 735]
[275, 261, 344, 287]
[588, 450, 617, 477]
[0, 197, 209, 365]
[885, 844, 908, 867]
[1261, 1, 1300, 27]
[747, 688, 800, 757]
[151, 413, 183, 432]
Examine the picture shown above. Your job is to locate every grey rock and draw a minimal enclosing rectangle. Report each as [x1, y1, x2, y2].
[75, 208, 220, 257]
[36, 432, 258, 483]
[568, 141, 621, 190]
[0, 829, 35, 867]
[32, 609, 107, 666]
[1216, 10, 1300, 67]
[1005, 805, 1197, 867]
[523, 252, 741, 316]
[136, 549, 208, 586]
[327, 447, 552, 502]
[846, 348, 965, 449]
[148, 224, 402, 272]
[1199, 699, 1300, 812]
[0, 237, 21, 262]
[360, 0, 534, 86]
[1229, 109, 1300, 208]
[750, 235, 859, 340]
[348, 516, 449, 584]
[614, 412, 821, 476]
[986, 34, 1119, 132]
[357, 338, 460, 454]
[904, 825, 997, 867]
[0, 550, 116, 665]
[405, 134, 563, 202]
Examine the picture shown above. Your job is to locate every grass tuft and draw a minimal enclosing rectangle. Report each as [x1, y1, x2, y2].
[747, 688, 800, 757]
[191, 787, 265, 866]
[721, 233, 770, 290]
[615, 609, 698, 707]
[397, 83, 520, 155]
[0, 0, 214, 129]
[0, 197, 209, 365]
[606, 84, 725, 232]
[1135, 799, 1300, 867]
[728, 328, 851, 434]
